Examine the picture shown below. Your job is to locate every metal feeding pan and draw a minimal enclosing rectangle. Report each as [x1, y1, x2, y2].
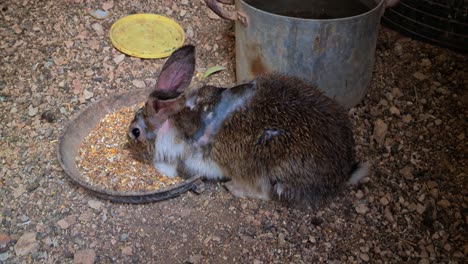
[57, 89, 205, 203]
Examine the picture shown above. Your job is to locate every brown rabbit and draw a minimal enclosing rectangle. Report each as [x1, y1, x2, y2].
[128, 45, 368, 202]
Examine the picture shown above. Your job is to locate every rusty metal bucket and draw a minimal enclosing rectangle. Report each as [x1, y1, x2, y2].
[57, 90, 205, 203]
[205, 0, 386, 108]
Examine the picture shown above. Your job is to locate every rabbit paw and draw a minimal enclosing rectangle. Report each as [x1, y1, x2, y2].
[223, 180, 271, 200]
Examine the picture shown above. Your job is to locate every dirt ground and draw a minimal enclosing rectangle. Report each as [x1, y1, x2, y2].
[0, 0, 467, 263]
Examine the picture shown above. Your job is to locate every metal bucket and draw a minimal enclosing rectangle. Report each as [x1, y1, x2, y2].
[205, 0, 386, 108]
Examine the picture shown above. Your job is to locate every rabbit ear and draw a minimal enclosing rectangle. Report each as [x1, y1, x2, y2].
[151, 96, 185, 115]
[156, 45, 196, 94]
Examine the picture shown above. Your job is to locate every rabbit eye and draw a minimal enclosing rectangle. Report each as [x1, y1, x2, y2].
[132, 128, 141, 138]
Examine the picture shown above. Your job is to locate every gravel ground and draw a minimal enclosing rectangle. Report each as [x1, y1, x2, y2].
[0, 0, 467, 263]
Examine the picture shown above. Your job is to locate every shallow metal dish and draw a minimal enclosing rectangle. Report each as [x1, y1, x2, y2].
[57, 89, 204, 203]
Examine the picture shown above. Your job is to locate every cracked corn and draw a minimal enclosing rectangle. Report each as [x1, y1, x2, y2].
[76, 104, 183, 192]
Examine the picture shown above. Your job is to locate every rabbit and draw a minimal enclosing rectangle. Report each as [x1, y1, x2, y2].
[127, 45, 369, 202]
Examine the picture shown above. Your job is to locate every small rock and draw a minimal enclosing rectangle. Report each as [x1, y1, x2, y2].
[14, 233, 38, 256]
[421, 58, 432, 68]
[113, 54, 125, 64]
[0, 252, 8, 261]
[413, 72, 427, 81]
[13, 184, 27, 198]
[416, 203, 426, 215]
[402, 114, 412, 123]
[434, 119, 442, 126]
[394, 43, 403, 56]
[132, 79, 146, 88]
[298, 224, 309, 235]
[186, 27, 194, 39]
[102, 2, 113, 10]
[28, 105, 39, 116]
[457, 133, 465, 140]
[391, 87, 403, 98]
[188, 254, 203, 264]
[399, 166, 414, 180]
[355, 204, 369, 215]
[0, 233, 11, 252]
[360, 253, 370, 262]
[122, 246, 133, 256]
[74, 249, 96, 264]
[180, 10, 186, 17]
[419, 259, 430, 264]
[437, 199, 450, 209]
[91, 23, 104, 36]
[373, 119, 388, 145]
[443, 243, 452, 252]
[389, 106, 400, 115]
[88, 200, 103, 211]
[83, 90, 93, 100]
[278, 233, 286, 246]
[380, 197, 389, 206]
[355, 190, 364, 199]
[57, 215, 76, 229]
[426, 181, 438, 189]
[120, 233, 129, 242]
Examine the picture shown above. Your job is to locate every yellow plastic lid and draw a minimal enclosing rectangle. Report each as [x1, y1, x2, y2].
[110, 14, 185, 59]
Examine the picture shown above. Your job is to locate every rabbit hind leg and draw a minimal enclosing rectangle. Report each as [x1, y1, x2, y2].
[223, 177, 272, 200]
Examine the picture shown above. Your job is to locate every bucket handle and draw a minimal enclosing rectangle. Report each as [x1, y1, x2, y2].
[204, 0, 248, 26]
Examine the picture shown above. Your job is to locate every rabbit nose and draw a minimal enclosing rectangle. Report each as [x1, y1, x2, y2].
[131, 128, 140, 138]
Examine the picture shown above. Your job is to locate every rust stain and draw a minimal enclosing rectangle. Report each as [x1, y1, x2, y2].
[250, 56, 267, 76]
[314, 36, 320, 50]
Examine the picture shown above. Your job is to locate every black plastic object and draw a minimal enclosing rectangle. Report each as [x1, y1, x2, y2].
[57, 89, 205, 204]
[382, 0, 468, 53]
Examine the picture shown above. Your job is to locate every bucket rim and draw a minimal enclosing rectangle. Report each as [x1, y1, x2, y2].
[239, 0, 385, 21]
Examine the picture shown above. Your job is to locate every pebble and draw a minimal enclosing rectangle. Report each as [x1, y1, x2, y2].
[188, 254, 204, 263]
[437, 199, 450, 209]
[413, 72, 427, 81]
[373, 119, 388, 145]
[14, 232, 38, 256]
[360, 253, 370, 261]
[132, 79, 146, 88]
[186, 27, 194, 39]
[83, 90, 93, 100]
[91, 23, 104, 36]
[355, 204, 369, 215]
[57, 216, 76, 229]
[122, 246, 133, 256]
[120, 233, 129, 242]
[74, 249, 96, 264]
[355, 190, 364, 199]
[457, 133, 465, 140]
[399, 166, 414, 180]
[402, 114, 413, 123]
[0, 233, 11, 252]
[416, 203, 426, 215]
[28, 105, 39, 116]
[394, 43, 403, 56]
[443, 243, 452, 252]
[0, 252, 8, 261]
[88, 200, 103, 211]
[380, 197, 389, 206]
[392, 87, 403, 98]
[113, 54, 125, 64]
[389, 106, 400, 115]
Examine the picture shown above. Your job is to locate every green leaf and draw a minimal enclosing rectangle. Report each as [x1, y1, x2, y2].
[204, 66, 226, 79]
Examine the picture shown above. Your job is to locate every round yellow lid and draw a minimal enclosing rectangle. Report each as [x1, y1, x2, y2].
[110, 14, 185, 59]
